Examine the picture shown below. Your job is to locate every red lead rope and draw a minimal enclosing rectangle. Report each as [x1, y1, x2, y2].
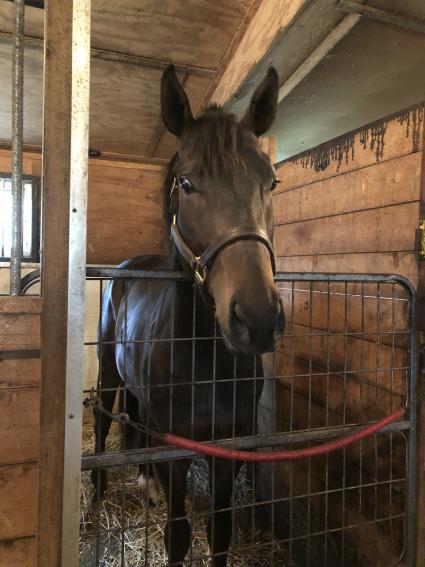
[163, 407, 406, 462]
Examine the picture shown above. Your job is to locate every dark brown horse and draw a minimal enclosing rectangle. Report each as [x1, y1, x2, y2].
[93, 65, 285, 566]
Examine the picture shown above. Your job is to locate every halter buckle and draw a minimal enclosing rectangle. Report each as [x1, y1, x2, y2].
[193, 257, 207, 285]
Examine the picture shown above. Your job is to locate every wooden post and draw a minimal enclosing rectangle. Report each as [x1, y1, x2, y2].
[37, 1, 91, 565]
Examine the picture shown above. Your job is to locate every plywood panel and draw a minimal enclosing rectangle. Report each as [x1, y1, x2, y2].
[0, 42, 43, 147]
[0, 536, 36, 567]
[276, 105, 424, 192]
[89, 62, 163, 156]
[211, 0, 308, 106]
[90, 1, 246, 69]
[277, 329, 407, 399]
[0, 359, 40, 390]
[273, 152, 421, 225]
[87, 162, 166, 264]
[0, 298, 41, 353]
[278, 282, 409, 339]
[0, 389, 39, 466]
[0, 463, 37, 541]
[275, 201, 418, 257]
[276, 252, 418, 288]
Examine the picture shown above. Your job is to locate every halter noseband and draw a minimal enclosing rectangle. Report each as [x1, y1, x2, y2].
[169, 176, 276, 286]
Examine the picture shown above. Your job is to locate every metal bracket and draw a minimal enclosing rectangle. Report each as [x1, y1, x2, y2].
[418, 219, 425, 260]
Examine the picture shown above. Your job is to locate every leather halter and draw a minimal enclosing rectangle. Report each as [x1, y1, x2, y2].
[169, 176, 276, 286]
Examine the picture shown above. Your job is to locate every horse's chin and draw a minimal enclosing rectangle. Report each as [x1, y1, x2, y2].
[222, 331, 277, 357]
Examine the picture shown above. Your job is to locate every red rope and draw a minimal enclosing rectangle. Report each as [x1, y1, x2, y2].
[163, 407, 406, 462]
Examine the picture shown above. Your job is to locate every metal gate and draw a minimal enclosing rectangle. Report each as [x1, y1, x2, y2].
[74, 268, 416, 567]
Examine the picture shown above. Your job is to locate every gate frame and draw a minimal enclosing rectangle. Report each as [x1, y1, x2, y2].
[79, 268, 418, 566]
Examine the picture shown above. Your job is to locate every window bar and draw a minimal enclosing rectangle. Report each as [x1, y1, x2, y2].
[10, 0, 25, 295]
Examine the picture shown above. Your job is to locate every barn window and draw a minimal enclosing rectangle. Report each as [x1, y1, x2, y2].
[0, 174, 40, 262]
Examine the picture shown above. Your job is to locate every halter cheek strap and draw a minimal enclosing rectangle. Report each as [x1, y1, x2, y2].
[169, 176, 276, 285]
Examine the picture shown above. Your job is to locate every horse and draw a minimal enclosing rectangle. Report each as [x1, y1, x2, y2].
[92, 64, 285, 566]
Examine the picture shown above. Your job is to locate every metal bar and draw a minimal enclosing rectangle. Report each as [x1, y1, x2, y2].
[0, 29, 216, 78]
[338, 0, 425, 35]
[21, 268, 418, 291]
[37, 0, 90, 565]
[406, 289, 418, 566]
[10, 0, 25, 295]
[81, 419, 411, 471]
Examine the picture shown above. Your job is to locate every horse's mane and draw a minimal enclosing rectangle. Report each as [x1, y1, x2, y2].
[163, 106, 250, 230]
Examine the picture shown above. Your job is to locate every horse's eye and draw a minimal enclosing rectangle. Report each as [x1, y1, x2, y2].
[271, 177, 280, 191]
[178, 177, 192, 193]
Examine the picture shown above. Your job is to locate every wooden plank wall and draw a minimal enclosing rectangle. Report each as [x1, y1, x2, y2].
[269, 103, 424, 565]
[0, 297, 41, 567]
[274, 104, 424, 283]
[0, 150, 166, 265]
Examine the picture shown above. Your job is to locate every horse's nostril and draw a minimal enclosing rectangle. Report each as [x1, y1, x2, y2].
[275, 297, 286, 338]
[230, 301, 251, 345]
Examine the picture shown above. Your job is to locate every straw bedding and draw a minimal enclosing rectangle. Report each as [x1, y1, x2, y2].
[79, 416, 290, 566]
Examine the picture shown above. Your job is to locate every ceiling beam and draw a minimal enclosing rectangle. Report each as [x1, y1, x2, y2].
[0, 29, 217, 77]
[278, 13, 360, 102]
[338, 0, 425, 35]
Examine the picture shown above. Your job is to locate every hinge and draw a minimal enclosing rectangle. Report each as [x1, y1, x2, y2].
[417, 219, 425, 260]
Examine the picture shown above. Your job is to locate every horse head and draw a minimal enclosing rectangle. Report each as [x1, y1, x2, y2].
[161, 65, 285, 355]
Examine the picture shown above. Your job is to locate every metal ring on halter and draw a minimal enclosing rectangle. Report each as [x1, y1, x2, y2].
[192, 258, 207, 285]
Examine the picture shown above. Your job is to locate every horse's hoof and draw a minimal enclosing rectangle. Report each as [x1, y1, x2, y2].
[138, 472, 160, 506]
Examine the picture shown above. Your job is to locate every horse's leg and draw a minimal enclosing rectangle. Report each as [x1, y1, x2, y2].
[156, 459, 191, 567]
[118, 390, 160, 505]
[91, 346, 120, 501]
[207, 458, 242, 567]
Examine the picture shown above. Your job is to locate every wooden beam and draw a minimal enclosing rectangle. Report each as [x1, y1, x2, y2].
[209, 0, 309, 108]
[338, 0, 425, 35]
[37, 0, 90, 565]
[278, 13, 360, 102]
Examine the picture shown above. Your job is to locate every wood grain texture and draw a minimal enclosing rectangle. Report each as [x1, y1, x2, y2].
[272, 458, 405, 566]
[276, 252, 418, 287]
[210, 0, 308, 106]
[0, 358, 40, 390]
[0, 297, 41, 352]
[278, 282, 409, 339]
[273, 152, 421, 225]
[0, 463, 37, 541]
[275, 201, 419, 257]
[0, 0, 257, 159]
[276, 105, 424, 192]
[0, 536, 36, 567]
[0, 388, 39, 465]
[87, 162, 166, 264]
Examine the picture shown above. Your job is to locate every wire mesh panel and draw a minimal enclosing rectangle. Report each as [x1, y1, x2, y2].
[79, 270, 416, 567]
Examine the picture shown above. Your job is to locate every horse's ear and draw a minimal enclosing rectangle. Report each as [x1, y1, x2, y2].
[161, 65, 193, 137]
[242, 67, 279, 137]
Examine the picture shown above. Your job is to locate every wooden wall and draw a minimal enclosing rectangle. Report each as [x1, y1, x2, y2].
[0, 297, 40, 567]
[0, 152, 166, 566]
[0, 149, 166, 265]
[273, 104, 424, 283]
[267, 103, 424, 565]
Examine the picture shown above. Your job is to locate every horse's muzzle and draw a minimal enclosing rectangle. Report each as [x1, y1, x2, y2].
[225, 291, 285, 355]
